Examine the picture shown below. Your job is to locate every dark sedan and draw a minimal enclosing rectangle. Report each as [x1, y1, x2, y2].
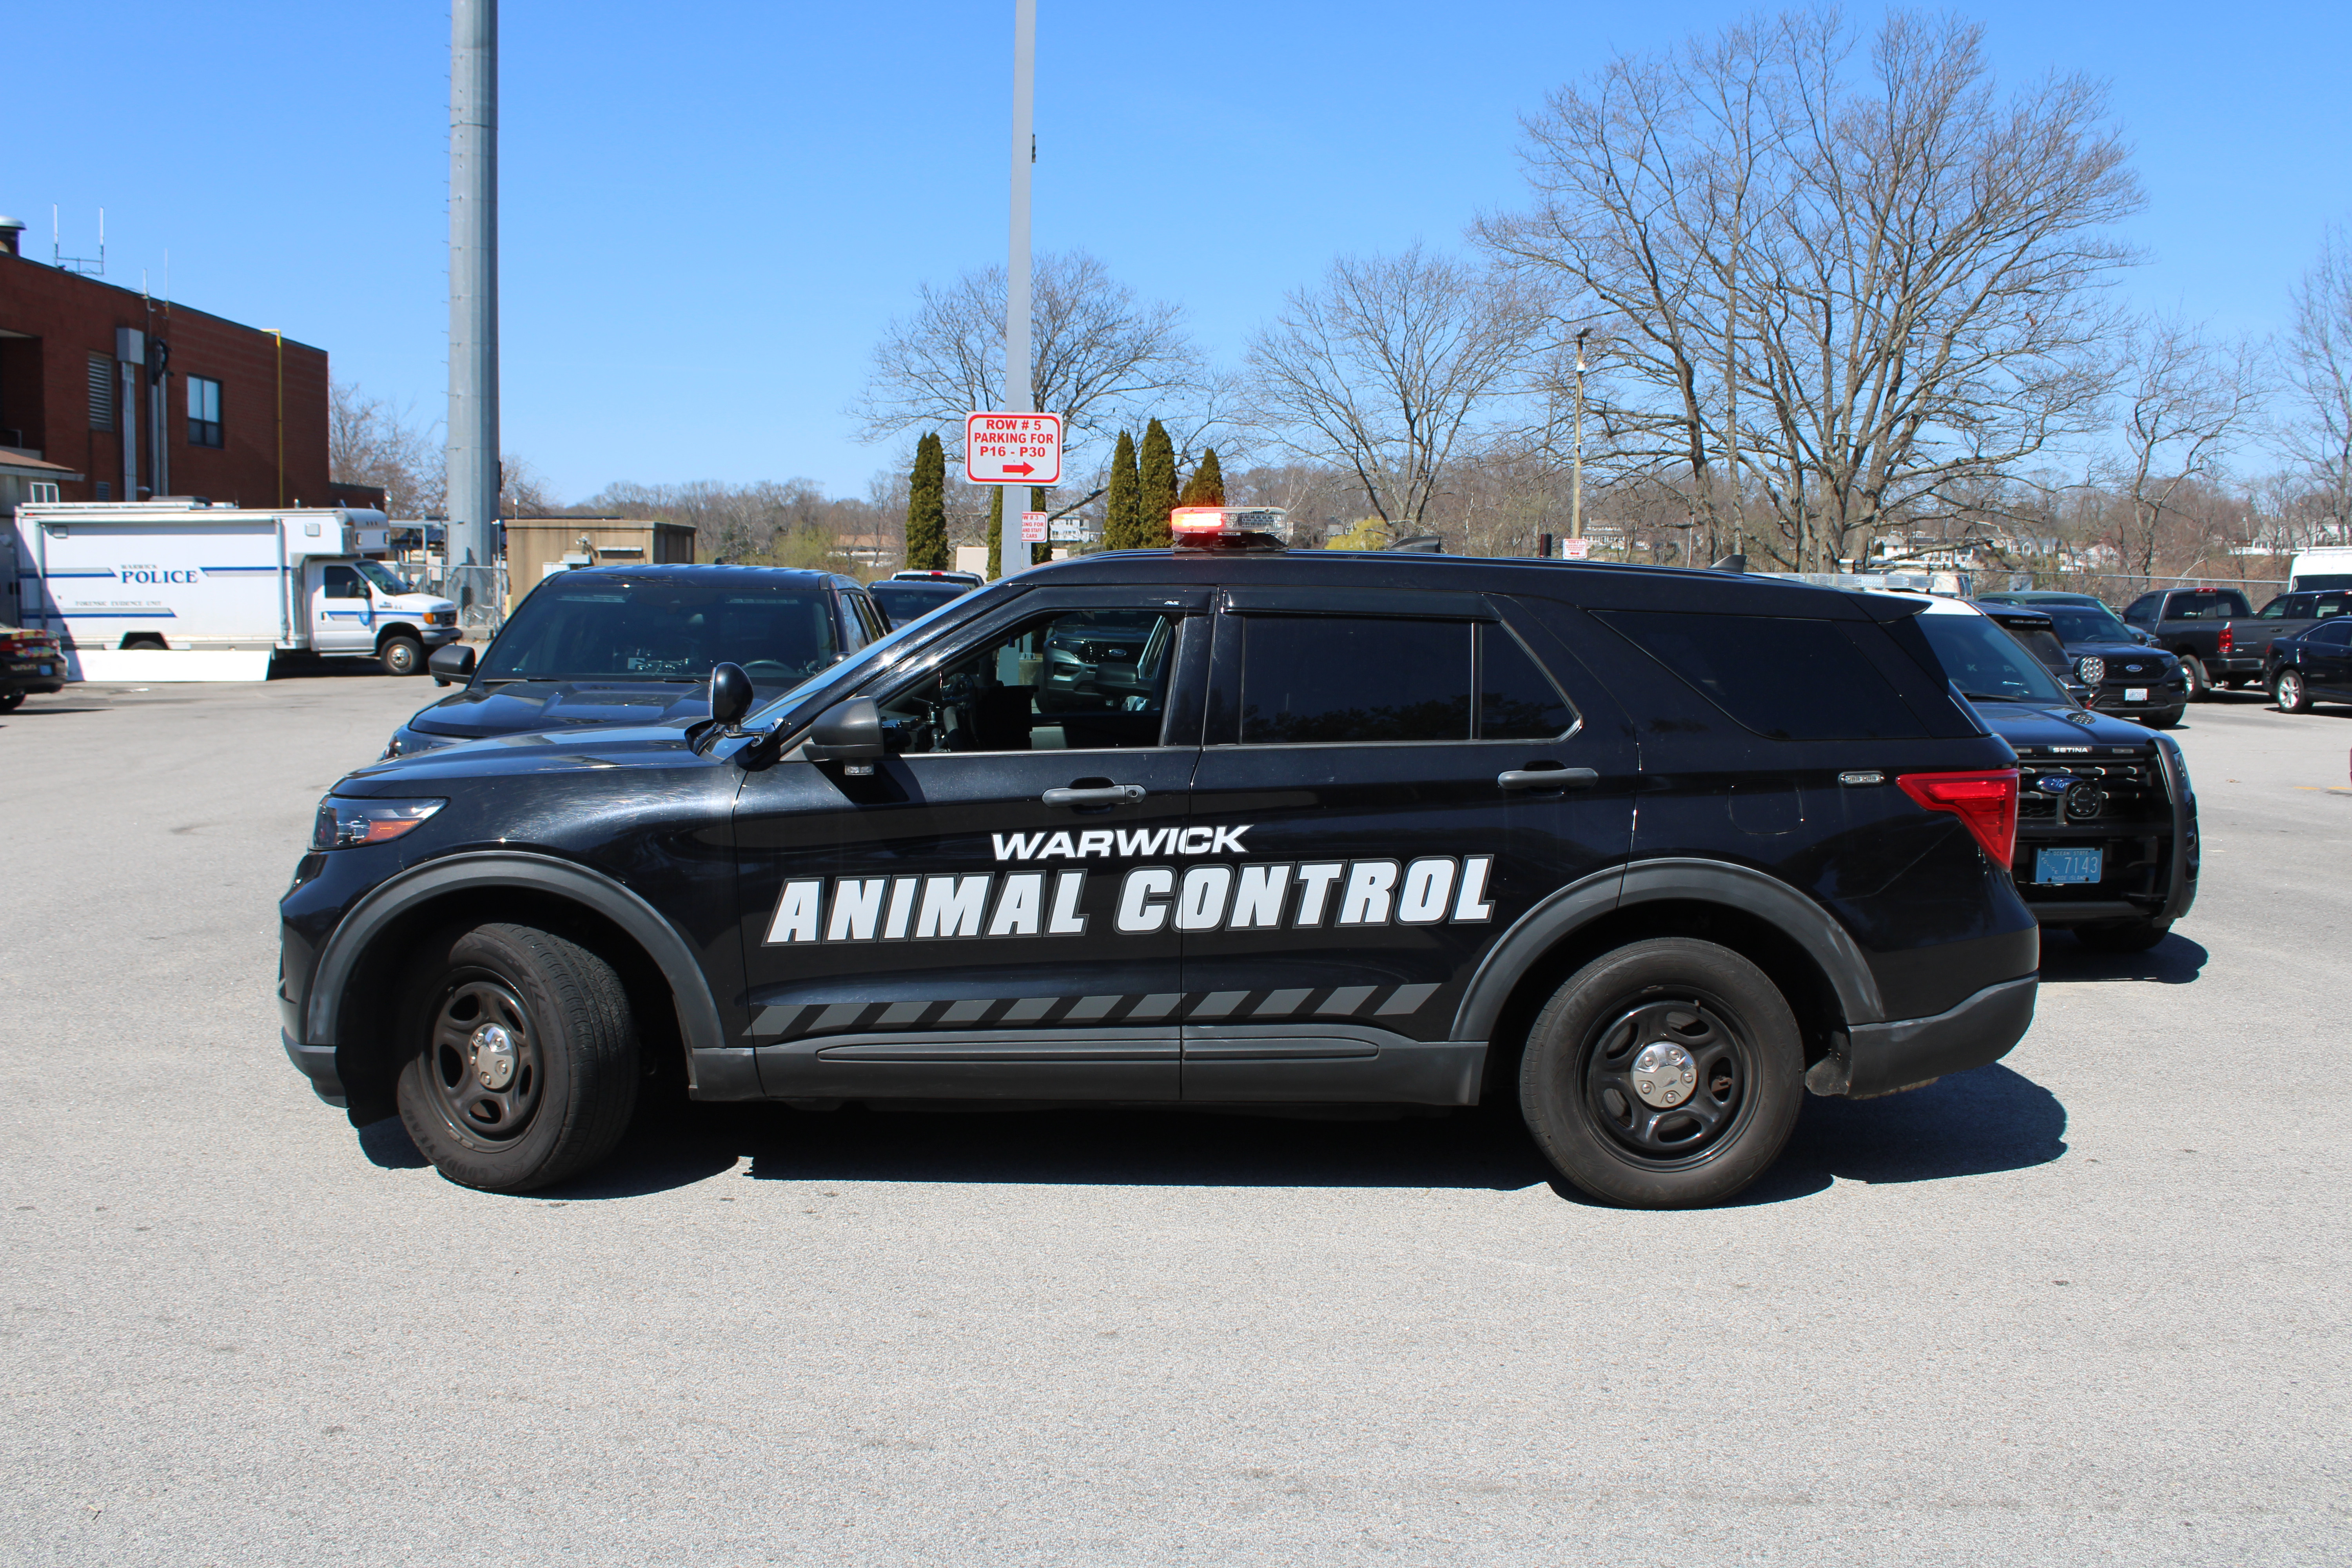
[2267, 618, 2352, 713]
[385, 565, 886, 757]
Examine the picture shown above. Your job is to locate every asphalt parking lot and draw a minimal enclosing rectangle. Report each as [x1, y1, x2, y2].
[1, 673, 2346, 1566]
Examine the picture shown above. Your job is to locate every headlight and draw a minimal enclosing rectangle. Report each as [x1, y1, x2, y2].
[2076, 655, 2105, 685]
[311, 797, 445, 850]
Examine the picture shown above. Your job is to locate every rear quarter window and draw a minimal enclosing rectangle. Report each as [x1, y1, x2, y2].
[1594, 609, 1929, 741]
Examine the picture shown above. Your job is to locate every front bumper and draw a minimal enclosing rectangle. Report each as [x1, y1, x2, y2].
[1807, 975, 2037, 1098]
[283, 1028, 347, 1107]
[421, 626, 463, 647]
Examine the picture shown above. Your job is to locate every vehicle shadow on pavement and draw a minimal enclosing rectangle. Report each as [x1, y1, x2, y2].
[1718, 1063, 2069, 1206]
[2040, 932, 2208, 985]
[361, 1069, 2069, 1204]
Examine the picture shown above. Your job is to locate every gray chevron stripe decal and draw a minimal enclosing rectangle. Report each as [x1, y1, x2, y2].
[742, 984, 1441, 1038]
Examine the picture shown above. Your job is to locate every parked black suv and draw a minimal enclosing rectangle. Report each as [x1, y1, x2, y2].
[385, 565, 887, 757]
[281, 545, 2041, 1209]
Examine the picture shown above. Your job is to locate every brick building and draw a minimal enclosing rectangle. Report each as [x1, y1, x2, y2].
[0, 215, 332, 512]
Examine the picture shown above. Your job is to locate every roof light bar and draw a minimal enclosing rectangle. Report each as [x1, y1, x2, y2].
[1169, 506, 1289, 551]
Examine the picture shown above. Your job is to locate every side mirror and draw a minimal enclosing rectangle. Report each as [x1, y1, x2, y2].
[428, 643, 476, 681]
[804, 696, 883, 761]
[710, 662, 755, 731]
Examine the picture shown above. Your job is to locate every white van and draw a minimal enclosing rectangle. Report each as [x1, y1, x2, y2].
[2289, 546, 2352, 592]
[13, 500, 461, 681]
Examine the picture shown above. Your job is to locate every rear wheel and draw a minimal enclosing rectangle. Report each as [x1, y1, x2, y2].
[1519, 938, 1803, 1209]
[379, 635, 425, 677]
[2275, 668, 2312, 713]
[2181, 655, 2211, 701]
[2076, 918, 2171, 953]
[394, 922, 640, 1192]
[0, 690, 24, 712]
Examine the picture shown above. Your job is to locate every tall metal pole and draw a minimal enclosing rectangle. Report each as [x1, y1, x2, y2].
[1569, 328, 1589, 544]
[1007, 0, 1034, 419]
[447, 0, 501, 621]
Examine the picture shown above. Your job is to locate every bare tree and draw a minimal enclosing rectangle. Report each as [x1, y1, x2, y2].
[1243, 244, 1539, 536]
[2286, 222, 2352, 535]
[329, 380, 443, 516]
[2105, 314, 2266, 578]
[1481, 10, 2143, 571]
[852, 250, 1198, 467]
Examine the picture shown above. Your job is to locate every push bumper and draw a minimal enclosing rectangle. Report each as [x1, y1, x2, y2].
[1806, 975, 2037, 1099]
[283, 1028, 348, 1108]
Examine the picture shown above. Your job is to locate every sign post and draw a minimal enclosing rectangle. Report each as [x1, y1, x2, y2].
[965, 411, 1062, 486]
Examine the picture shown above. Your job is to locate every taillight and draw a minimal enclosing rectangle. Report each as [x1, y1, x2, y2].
[1897, 769, 2020, 867]
[2219, 624, 2234, 655]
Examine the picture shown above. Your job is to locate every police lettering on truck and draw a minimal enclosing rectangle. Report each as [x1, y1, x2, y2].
[763, 825, 1495, 945]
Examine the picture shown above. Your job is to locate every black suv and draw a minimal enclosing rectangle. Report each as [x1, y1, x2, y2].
[280, 548, 2041, 1209]
[386, 565, 887, 757]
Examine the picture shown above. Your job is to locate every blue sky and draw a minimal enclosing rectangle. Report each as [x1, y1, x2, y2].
[15, 2, 2349, 502]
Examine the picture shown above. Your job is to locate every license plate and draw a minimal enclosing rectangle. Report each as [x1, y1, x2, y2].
[38, 664, 52, 676]
[2034, 846, 2102, 884]
[2124, 687, 2147, 702]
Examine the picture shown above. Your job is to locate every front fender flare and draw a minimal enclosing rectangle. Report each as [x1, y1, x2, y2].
[302, 851, 739, 1093]
[1449, 857, 1887, 1044]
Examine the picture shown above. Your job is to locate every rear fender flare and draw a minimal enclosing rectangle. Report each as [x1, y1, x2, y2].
[302, 851, 736, 1091]
[1450, 857, 1887, 1043]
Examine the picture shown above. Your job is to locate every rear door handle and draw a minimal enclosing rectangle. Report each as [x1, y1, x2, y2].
[1042, 785, 1147, 808]
[1498, 767, 1599, 793]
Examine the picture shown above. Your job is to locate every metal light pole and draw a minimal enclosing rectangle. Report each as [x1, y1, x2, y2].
[1569, 327, 1590, 544]
[1007, 0, 1042, 568]
[447, 0, 501, 624]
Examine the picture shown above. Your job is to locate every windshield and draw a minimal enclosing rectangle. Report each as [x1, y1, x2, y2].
[751, 582, 1007, 727]
[869, 580, 969, 626]
[1915, 612, 2075, 705]
[356, 559, 410, 595]
[2043, 604, 2133, 643]
[478, 578, 840, 684]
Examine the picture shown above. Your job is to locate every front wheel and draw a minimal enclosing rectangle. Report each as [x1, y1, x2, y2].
[2181, 655, 2211, 701]
[2144, 706, 2185, 730]
[0, 690, 24, 712]
[395, 922, 641, 1192]
[1519, 938, 1803, 1209]
[2076, 918, 2171, 953]
[2275, 668, 2312, 713]
[379, 635, 425, 677]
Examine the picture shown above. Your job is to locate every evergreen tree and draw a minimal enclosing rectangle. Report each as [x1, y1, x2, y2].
[1136, 418, 1178, 548]
[1102, 430, 1140, 549]
[1178, 446, 1226, 508]
[903, 432, 948, 571]
[985, 485, 1004, 579]
[1030, 486, 1051, 567]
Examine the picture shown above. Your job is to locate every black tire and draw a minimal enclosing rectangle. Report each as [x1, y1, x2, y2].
[394, 922, 640, 1192]
[2274, 667, 2312, 713]
[1519, 937, 1803, 1209]
[2145, 706, 2185, 729]
[0, 690, 24, 712]
[2075, 918, 2171, 953]
[379, 635, 425, 677]
[2180, 655, 2211, 701]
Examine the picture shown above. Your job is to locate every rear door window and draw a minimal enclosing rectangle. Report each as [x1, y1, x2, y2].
[1594, 610, 1928, 740]
[1238, 617, 1470, 744]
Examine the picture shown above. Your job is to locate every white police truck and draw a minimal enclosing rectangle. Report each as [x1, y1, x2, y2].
[12, 500, 460, 681]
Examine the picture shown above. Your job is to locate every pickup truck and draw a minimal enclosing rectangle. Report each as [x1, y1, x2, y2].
[2121, 586, 2267, 699]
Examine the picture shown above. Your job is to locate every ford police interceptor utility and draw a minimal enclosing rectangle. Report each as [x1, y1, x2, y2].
[279, 506, 2040, 1208]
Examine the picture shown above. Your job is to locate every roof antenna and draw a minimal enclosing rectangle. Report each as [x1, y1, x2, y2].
[53, 205, 103, 276]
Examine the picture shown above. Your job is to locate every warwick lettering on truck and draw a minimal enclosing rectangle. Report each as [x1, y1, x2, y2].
[280, 536, 2044, 1210]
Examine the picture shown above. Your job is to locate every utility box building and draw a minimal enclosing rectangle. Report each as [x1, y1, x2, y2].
[503, 517, 695, 604]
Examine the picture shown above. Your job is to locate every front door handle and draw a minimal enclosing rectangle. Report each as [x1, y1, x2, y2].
[1042, 784, 1147, 808]
[1498, 767, 1599, 793]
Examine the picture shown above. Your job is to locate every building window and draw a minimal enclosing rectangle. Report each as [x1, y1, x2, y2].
[87, 354, 116, 432]
[28, 482, 60, 504]
[188, 376, 224, 448]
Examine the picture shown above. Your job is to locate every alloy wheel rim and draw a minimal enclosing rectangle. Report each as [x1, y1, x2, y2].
[1581, 996, 1752, 1163]
[426, 975, 543, 1147]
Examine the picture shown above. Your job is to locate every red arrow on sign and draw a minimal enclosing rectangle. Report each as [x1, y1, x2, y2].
[1002, 462, 1034, 476]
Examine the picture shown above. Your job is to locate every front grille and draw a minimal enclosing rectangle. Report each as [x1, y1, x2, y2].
[2014, 747, 2167, 823]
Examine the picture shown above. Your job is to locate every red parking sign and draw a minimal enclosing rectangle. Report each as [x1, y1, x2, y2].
[965, 411, 1063, 486]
